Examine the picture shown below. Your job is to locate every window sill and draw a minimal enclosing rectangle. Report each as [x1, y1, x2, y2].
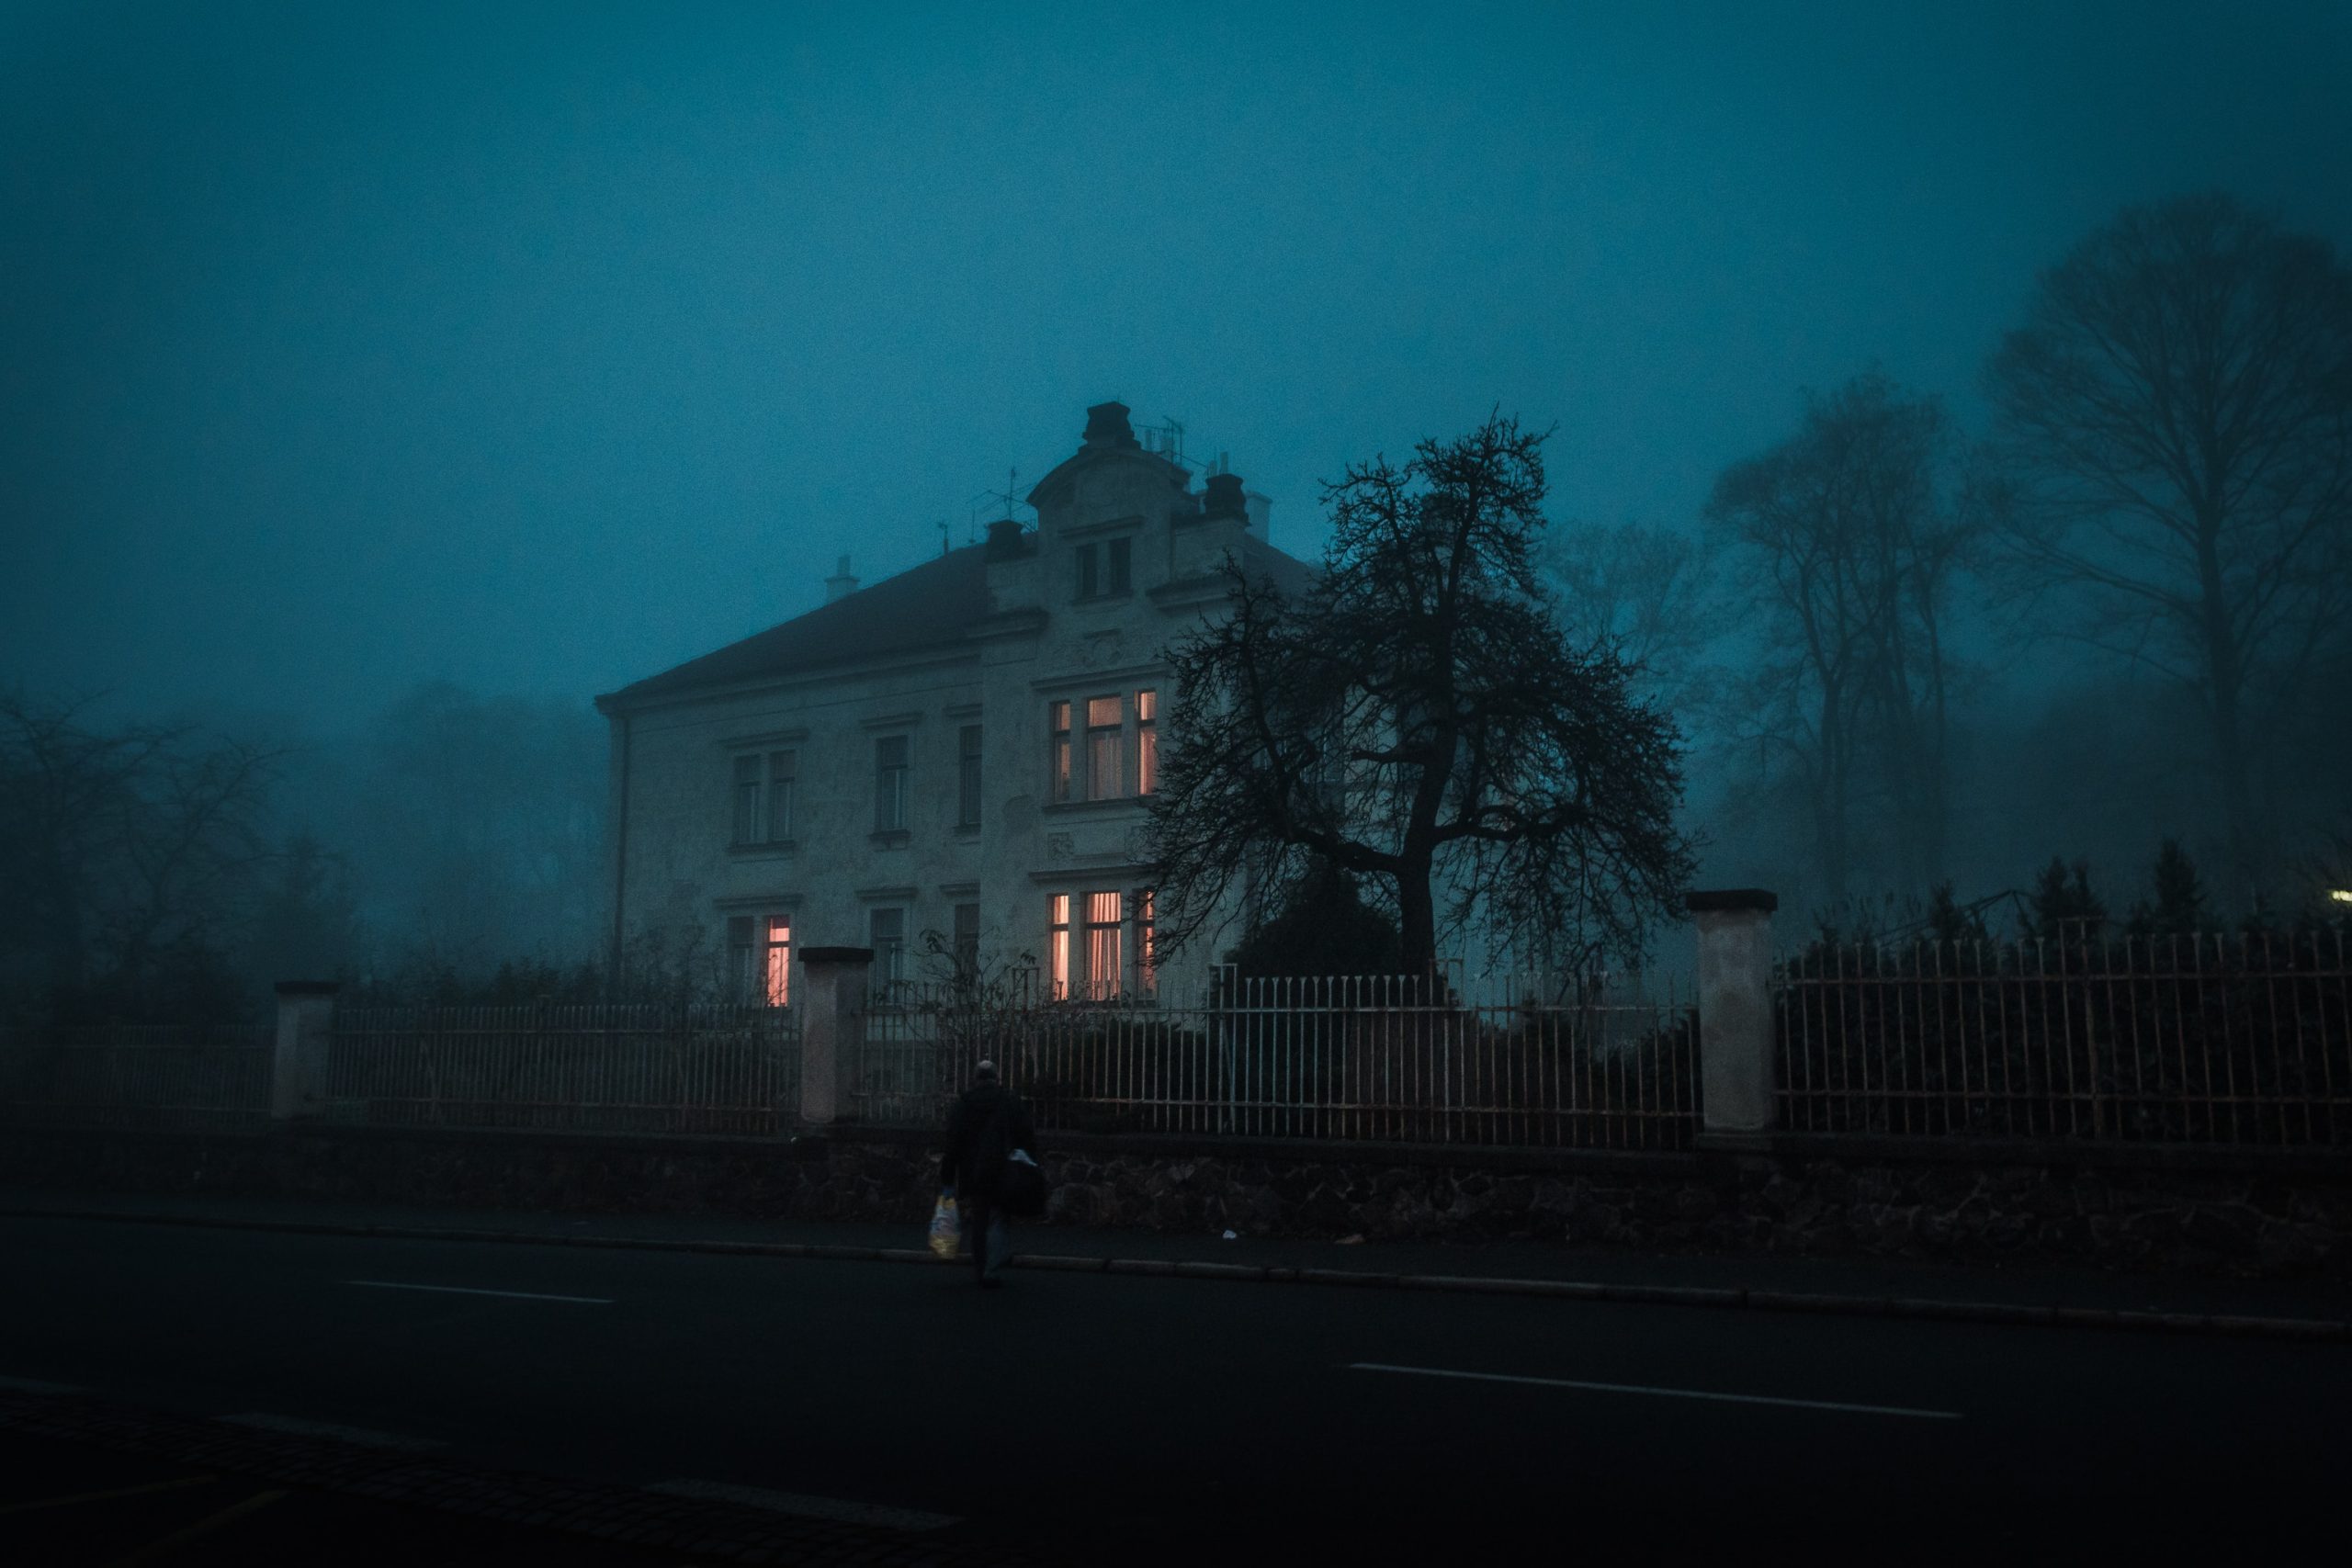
[953, 823, 982, 839]
[868, 829, 911, 848]
[1041, 797, 1149, 818]
[728, 840, 797, 859]
[1072, 589, 1135, 605]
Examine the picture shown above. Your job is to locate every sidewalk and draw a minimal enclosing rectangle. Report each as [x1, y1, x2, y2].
[6, 1184, 2348, 1336]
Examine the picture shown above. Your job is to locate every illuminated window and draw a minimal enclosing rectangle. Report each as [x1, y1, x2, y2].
[728, 914, 790, 1006]
[763, 915, 790, 1007]
[957, 725, 983, 829]
[1136, 689, 1158, 796]
[1048, 702, 1071, 803]
[1086, 695, 1122, 800]
[1048, 895, 1070, 998]
[1085, 891, 1123, 999]
[875, 735, 909, 832]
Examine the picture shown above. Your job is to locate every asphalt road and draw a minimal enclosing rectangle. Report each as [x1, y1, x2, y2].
[5, 1214, 2346, 1562]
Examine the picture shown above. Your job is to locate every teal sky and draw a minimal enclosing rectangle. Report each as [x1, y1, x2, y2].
[5, 0, 2347, 729]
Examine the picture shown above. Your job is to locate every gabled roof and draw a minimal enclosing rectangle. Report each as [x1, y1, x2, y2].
[597, 544, 993, 708]
[597, 528, 1321, 711]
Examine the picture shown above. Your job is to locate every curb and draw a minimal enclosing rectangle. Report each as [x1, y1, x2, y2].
[6, 1206, 2347, 1343]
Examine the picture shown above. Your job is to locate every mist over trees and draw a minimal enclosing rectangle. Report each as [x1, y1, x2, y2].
[0, 682, 607, 1022]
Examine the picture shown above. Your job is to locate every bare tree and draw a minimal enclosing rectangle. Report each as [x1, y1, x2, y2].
[1984, 193, 2352, 891]
[1543, 519, 1720, 712]
[1147, 415, 1693, 977]
[1705, 374, 1972, 900]
[0, 691, 279, 1008]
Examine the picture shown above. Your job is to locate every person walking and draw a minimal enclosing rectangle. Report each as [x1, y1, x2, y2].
[938, 1060, 1035, 1289]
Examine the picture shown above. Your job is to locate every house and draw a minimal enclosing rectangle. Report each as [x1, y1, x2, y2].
[594, 401, 1306, 1004]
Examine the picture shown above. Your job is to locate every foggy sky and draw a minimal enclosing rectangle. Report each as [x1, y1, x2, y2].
[5, 0, 2348, 734]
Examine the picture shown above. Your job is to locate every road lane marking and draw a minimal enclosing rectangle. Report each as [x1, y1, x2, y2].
[1347, 1363, 1962, 1419]
[0, 1375, 85, 1394]
[346, 1280, 612, 1303]
[107, 1487, 287, 1567]
[0, 1475, 218, 1515]
[218, 1413, 447, 1451]
[647, 1479, 961, 1531]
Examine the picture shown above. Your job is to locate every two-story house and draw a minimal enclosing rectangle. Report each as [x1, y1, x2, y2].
[594, 401, 1307, 1003]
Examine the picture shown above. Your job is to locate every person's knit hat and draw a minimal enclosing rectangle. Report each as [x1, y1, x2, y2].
[974, 1060, 998, 1079]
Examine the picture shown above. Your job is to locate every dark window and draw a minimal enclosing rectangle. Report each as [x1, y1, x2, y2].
[957, 725, 983, 829]
[1048, 701, 1071, 803]
[730, 756, 761, 844]
[875, 735, 909, 831]
[952, 901, 980, 979]
[765, 750, 797, 842]
[1105, 536, 1132, 594]
[727, 915, 755, 998]
[1075, 543, 1098, 599]
[869, 907, 907, 985]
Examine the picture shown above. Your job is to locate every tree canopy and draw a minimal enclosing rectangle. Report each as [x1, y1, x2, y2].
[1146, 414, 1694, 978]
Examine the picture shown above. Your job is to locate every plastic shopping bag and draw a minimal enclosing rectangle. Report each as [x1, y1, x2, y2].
[928, 1191, 960, 1259]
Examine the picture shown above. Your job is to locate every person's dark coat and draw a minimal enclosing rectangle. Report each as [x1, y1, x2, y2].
[939, 1078, 1035, 1198]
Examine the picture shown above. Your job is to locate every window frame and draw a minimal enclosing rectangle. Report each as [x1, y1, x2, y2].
[874, 734, 910, 833]
[956, 724, 983, 829]
[1084, 694, 1123, 801]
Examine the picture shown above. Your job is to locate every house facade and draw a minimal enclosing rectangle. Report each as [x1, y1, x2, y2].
[594, 401, 1305, 1005]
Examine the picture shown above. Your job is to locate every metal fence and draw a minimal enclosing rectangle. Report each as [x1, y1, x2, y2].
[324, 1004, 801, 1135]
[858, 968, 1698, 1148]
[0, 1024, 275, 1132]
[1776, 931, 2352, 1145]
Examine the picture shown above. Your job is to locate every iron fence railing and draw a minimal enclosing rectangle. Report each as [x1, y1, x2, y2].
[324, 1004, 800, 1135]
[0, 1024, 275, 1132]
[1776, 930, 2352, 1145]
[858, 967, 1697, 1148]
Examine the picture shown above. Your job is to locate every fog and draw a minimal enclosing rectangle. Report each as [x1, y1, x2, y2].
[5, 2, 2348, 1014]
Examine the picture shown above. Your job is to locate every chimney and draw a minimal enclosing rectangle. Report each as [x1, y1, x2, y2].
[1202, 472, 1248, 521]
[825, 555, 858, 603]
[1244, 490, 1271, 538]
[1082, 400, 1140, 450]
[984, 518, 1033, 560]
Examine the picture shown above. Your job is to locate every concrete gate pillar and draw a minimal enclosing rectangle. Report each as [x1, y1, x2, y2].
[1685, 890, 1778, 1141]
[271, 980, 342, 1121]
[796, 946, 874, 1129]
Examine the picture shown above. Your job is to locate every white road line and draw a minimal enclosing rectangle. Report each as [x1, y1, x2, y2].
[0, 1375, 85, 1394]
[218, 1413, 447, 1451]
[1347, 1362, 1962, 1420]
[647, 1479, 960, 1531]
[346, 1280, 612, 1303]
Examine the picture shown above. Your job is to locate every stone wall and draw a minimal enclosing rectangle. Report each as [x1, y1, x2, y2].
[4, 1124, 2347, 1278]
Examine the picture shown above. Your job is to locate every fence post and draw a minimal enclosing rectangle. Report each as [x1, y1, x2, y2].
[796, 946, 873, 1129]
[271, 981, 342, 1122]
[1686, 890, 1778, 1142]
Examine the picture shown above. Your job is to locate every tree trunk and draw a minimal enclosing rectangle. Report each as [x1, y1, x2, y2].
[1395, 861, 1438, 984]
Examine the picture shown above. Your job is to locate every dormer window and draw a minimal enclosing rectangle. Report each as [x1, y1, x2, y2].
[1074, 536, 1132, 601]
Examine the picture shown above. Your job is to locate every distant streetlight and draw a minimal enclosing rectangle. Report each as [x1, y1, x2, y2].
[2332, 889, 2352, 905]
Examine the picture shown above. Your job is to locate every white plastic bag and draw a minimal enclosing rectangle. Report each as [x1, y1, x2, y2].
[929, 1191, 960, 1259]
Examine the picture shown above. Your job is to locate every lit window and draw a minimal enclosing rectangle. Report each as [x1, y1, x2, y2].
[957, 725, 983, 829]
[763, 915, 790, 1007]
[1086, 695, 1122, 800]
[869, 907, 906, 985]
[730, 756, 762, 844]
[875, 736, 909, 832]
[765, 750, 797, 842]
[1136, 689, 1158, 796]
[1048, 702, 1071, 803]
[1085, 891, 1123, 1000]
[1048, 894, 1070, 998]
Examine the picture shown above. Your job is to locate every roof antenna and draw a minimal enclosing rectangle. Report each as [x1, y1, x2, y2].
[934, 519, 950, 557]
